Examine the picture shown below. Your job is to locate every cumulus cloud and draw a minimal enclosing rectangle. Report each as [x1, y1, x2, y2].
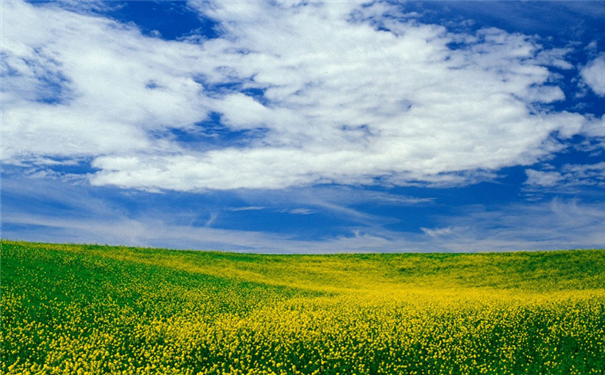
[2, 0, 591, 191]
[1, 1, 210, 161]
[581, 54, 605, 96]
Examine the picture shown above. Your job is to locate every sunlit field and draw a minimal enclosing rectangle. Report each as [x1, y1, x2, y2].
[2, 240, 605, 374]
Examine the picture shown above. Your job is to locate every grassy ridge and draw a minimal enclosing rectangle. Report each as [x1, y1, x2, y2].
[2, 240, 605, 374]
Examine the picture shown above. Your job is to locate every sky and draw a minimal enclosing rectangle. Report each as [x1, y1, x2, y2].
[1, 0, 605, 253]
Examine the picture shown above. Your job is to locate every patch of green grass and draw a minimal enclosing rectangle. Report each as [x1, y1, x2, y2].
[2, 240, 604, 374]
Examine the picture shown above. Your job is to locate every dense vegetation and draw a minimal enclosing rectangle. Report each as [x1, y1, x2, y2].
[2, 240, 605, 374]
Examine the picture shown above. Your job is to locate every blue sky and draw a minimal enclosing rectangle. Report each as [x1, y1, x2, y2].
[2, 0, 605, 253]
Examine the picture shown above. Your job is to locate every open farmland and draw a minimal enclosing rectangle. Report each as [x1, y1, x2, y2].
[2, 240, 605, 374]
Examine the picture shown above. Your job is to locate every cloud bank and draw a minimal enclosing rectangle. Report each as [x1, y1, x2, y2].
[2, 0, 593, 191]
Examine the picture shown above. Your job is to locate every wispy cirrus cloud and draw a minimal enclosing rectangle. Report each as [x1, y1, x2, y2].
[2, 0, 594, 192]
[4, 175, 604, 253]
[227, 206, 266, 212]
[416, 199, 605, 252]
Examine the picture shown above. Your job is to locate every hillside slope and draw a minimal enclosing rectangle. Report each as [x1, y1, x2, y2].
[2, 241, 604, 374]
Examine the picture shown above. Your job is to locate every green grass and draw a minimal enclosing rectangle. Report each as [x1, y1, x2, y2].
[2, 240, 605, 374]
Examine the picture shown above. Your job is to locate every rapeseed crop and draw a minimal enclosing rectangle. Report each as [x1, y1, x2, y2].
[2, 240, 604, 374]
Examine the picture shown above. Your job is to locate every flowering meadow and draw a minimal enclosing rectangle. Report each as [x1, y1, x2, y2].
[2, 240, 604, 374]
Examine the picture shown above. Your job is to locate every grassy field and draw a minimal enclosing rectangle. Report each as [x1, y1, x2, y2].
[2, 240, 605, 374]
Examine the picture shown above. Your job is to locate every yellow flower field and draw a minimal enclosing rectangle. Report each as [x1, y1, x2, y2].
[2, 241, 604, 374]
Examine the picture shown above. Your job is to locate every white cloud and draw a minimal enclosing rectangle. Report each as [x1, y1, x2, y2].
[525, 169, 563, 187]
[562, 162, 605, 182]
[560, 162, 605, 187]
[2, 0, 592, 191]
[525, 162, 605, 189]
[582, 115, 605, 138]
[1, 1, 210, 161]
[228, 206, 266, 212]
[581, 54, 605, 96]
[286, 208, 315, 215]
[421, 227, 453, 238]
